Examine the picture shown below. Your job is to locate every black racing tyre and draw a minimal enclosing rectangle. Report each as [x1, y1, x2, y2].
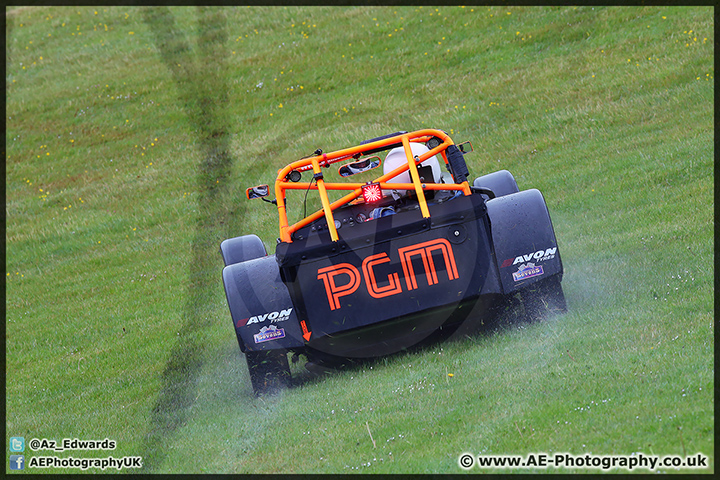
[245, 349, 291, 396]
[520, 276, 567, 322]
[221, 234, 288, 395]
[220, 234, 267, 267]
[473, 170, 520, 199]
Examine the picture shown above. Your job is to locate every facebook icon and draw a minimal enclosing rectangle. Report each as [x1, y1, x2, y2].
[10, 455, 25, 470]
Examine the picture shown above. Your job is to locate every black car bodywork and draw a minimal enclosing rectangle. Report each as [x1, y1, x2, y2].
[221, 129, 566, 394]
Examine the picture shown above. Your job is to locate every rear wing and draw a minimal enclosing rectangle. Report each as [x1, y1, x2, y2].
[271, 129, 472, 243]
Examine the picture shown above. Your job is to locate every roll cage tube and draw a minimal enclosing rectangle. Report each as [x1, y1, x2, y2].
[274, 129, 472, 243]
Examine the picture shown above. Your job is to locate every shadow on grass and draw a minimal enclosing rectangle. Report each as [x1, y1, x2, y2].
[283, 293, 562, 392]
[140, 7, 244, 472]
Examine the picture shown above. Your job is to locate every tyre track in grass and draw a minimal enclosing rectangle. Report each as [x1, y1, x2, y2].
[140, 7, 245, 472]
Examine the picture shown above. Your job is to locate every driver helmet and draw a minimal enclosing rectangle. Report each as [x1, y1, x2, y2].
[383, 143, 441, 197]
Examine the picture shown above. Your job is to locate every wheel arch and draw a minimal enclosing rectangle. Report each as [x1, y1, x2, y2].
[486, 189, 563, 295]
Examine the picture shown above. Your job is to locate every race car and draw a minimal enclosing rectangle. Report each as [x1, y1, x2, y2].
[221, 129, 566, 395]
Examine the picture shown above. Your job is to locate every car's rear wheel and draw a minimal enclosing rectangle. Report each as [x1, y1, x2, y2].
[245, 349, 291, 396]
[220, 234, 267, 266]
[521, 276, 567, 322]
[221, 235, 292, 395]
[473, 170, 520, 199]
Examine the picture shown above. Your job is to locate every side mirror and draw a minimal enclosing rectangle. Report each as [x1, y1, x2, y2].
[338, 156, 381, 177]
[458, 141, 473, 154]
[246, 185, 269, 199]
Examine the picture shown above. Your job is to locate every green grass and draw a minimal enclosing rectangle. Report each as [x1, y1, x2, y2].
[5, 5, 713, 474]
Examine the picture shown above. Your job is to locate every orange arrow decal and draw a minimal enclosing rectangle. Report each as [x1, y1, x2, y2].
[300, 320, 312, 341]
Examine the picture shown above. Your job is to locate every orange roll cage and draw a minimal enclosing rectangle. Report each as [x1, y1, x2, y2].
[274, 129, 472, 243]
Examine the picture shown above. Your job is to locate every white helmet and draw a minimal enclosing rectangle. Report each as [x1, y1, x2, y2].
[383, 143, 441, 197]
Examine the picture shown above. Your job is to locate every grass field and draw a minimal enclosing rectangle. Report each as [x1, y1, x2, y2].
[5, 5, 714, 474]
